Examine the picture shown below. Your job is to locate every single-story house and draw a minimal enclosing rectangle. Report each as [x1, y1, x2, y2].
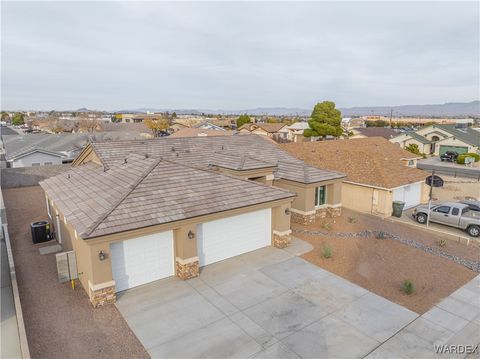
[286, 122, 310, 143]
[390, 124, 480, 156]
[168, 122, 189, 133]
[281, 137, 429, 217]
[351, 127, 398, 140]
[6, 147, 64, 167]
[169, 128, 234, 138]
[41, 135, 344, 306]
[239, 123, 289, 140]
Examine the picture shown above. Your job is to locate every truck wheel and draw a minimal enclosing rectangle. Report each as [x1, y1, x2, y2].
[467, 226, 480, 237]
[416, 213, 427, 224]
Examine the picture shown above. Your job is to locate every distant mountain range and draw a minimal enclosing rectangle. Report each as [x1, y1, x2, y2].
[82, 100, 479, 117]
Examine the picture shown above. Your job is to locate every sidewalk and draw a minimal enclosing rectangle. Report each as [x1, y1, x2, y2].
[366, 275, 480, 358]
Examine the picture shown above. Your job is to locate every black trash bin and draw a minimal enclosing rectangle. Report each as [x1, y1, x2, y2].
[31, 221, 50, 244]
[392, 201, 406, 218]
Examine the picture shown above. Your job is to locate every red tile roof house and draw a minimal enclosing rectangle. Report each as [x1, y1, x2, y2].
[40, 134, 345, 306]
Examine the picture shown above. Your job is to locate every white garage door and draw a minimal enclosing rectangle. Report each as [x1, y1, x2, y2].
[393, 183, 422, 209]
[110, 231, 174, 292]
[197, 208, 271, 266]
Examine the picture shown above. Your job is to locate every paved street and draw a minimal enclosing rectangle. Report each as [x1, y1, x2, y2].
[116, 242, 420, 359]
[417, 157, 480, 179]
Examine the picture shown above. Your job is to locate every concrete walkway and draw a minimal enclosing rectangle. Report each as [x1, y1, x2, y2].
[116, 239, 420, 359]
[367, 275, 480, 358]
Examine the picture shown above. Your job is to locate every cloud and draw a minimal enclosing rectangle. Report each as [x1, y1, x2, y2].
[1, 1, 478, 110]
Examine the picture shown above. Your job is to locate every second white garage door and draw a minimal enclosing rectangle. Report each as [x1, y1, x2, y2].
[110, 231, 174, 292]
[393, 182, 422, 209]
[197, 208, 272, 266]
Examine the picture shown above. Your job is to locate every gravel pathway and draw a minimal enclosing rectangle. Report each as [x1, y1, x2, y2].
[292, 228, 480, 273]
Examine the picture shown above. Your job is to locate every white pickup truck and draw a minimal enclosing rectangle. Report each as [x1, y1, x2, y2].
[413, 202, 480, 237]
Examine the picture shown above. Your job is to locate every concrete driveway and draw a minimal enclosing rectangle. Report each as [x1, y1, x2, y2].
[116, 242, 419, 359]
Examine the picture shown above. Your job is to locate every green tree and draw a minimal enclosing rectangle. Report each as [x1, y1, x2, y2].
[12, 112, 25, 126]
[405, 143, 421, 156]
[266, 117, 279, 123]
[304, 101, 343, 138]
[236, 114, 251, 128]
[172, 112, 177, 118]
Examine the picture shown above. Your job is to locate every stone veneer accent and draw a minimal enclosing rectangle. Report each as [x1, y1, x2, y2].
[273, 232, 291, 249]
[316, 206, 342, 219]
[176, 257, 199, 280]
[89, 282, 116, 308]
[291, 211, 315, 225]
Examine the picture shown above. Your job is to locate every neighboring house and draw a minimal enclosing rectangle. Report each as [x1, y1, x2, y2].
[169, 128, 233, 138]
[286, 122, 310, 143]
[281, 137, 428, 217]
[208, 118, 237, 130]
[390, 124, 480, 156]
[168, 122, 189, 133]
[351, 127, 398, 139]
[41, 135, 345, 306]
[6, 147, 64, 167]
[193, 121, 226, 131]
[239, 123, 289, 141]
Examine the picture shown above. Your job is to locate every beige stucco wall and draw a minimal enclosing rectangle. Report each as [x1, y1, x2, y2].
[341, 182, 393, 217]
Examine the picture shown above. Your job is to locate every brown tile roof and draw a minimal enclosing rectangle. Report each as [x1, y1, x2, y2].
[41, 155, 296, 239]
[280, 137, 427, 189]
[355, 127, 398, 139]
[169, 128, 234, 138]
[87, 134, 345, 184]
[209, 152, 274, 170]
[239, 123, 286, 133]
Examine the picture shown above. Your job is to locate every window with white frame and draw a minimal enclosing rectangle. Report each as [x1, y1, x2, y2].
[315, 186, 326, 207]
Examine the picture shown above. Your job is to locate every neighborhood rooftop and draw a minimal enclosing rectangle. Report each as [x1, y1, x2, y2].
[281, 137, 427, 189]
[82, 134, 346, 183]
[40, 155, 296, 239]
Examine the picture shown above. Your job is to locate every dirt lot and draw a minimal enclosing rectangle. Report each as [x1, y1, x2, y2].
[3, 186, 148, 359]
[431, 175, 480, 202]
[294, 209, 479, 314]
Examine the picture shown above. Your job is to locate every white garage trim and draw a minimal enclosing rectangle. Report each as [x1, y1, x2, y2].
[197, 208, 272, 266]
[110, 230, 174, 292]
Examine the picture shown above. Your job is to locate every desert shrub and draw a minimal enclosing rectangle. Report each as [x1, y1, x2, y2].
[405, 143, 422, 155]
[457, 153, 480, 164]
[376, 231, 387, 240]
[402, 280, 414, 295]
[322, 222, 332, 230]
[322, 245, 332, 259]
[347, 217, 357, 223]
[436, 239, 447, 247]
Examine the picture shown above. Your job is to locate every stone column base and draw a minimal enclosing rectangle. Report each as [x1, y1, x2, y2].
[291, 211, 315, 225]
[315, 208, 327, 218]
[176, 257, 199, 280]
[273, 234, 290, 248]
[89, 281, 116, 308]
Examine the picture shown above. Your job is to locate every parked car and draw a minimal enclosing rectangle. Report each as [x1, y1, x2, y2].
[461, 200, 480, 212]
[440, 151, 458, 162]
[413, 202, 480, 237]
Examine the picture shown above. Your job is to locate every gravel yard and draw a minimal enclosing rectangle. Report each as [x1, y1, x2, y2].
[430, 175, 480, 202]
[293, 209, 479, 314]
[3, 186, 148, 359]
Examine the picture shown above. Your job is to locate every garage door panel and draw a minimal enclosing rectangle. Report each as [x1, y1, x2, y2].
[393, 183, 422, 209]
[111, 231, 174, 292]
[198, 209, 271, 266]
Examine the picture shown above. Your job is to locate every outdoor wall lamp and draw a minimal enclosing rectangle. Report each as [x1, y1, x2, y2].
[188, 230, 195, 240]
[285, 208, 291, 215]
[98, 250, 107, 261]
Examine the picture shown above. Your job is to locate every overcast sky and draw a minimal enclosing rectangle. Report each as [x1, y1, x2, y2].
[1, 1, 479, 111]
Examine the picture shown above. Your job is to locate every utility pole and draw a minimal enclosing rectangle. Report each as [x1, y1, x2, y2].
[389, 108, 393, 128]
[426, 170, 435, 227]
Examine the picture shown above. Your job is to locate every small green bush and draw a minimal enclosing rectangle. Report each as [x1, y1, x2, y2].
[457, 153, 480, 164]
[322, 245, 332, 259]
[402, 280, 414, 295]
[322, 222, 332, 230]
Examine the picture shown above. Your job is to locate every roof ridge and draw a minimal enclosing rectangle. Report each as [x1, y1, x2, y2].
[82, 157, 163, 237]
